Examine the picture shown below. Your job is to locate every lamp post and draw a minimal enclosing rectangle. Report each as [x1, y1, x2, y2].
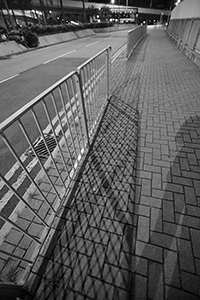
[150, 0, 153, 9]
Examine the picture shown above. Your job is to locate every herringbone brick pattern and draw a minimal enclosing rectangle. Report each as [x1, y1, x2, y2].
[31, 28, 200, 300]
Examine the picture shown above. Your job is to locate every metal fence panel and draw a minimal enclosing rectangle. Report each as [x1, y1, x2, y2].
[0, 45, 111, 286]
[127, 25, 147, 58]
[77, 47, 111, 139]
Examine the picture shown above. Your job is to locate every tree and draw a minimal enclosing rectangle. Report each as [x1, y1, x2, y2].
[87, 4, 98, 23]
[82, 0, 86, 23]
[100, 5, 111, 21]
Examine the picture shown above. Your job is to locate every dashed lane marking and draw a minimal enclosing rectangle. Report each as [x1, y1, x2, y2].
[0, 74, 19, 84]
[43, 49, 77, 64]
[85, 41, 100, 47]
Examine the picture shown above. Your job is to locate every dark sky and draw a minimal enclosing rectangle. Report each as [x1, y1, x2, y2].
[88, 0, 176, 10]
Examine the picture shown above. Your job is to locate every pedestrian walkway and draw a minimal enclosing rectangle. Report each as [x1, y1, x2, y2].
[31, 28, 200, 300]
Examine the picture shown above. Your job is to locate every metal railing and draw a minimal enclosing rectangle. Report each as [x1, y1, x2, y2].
[127, 25, 147, 58]
[168, 18, 200, 54]
[0, 46, 111, 287]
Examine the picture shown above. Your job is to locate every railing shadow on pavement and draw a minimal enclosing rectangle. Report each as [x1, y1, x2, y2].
[29, 94, 140, 300]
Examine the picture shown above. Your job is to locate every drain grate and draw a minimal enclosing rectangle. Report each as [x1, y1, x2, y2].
[26, 133, 60, 159]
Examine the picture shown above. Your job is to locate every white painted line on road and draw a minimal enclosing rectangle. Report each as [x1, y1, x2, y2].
[105, 36, 113, 40]
[58, 49, 76, 58]
[0, 74, 19, 84]
[85, 41, 100, 47]
[43, 50, 77, 64]
[43, 56, 60, 64]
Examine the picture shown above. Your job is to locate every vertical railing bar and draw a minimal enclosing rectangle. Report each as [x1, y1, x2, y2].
[63, 81, 79, 159]
[72, 76, 85, 146]
[71, 75, 85, 149]
[31, 107, 66, 192]
[0, 210, 41, 244]
[90, 60, 96, 119]
[77, 70, 90, 147]
[52, 88, 74, 171]
[43, 95, 70, 180]
[0, 171, 49, 227]
[69, 77, 82, 153]
[0, 249, 33, 264]
[86, 63, 94, 126]
[83, 66, 90, 127]
[61, 82, 79, 165]
[106, 47, 111, 100]
[18, 120, 61, 206]
[93, 57, 98, 105]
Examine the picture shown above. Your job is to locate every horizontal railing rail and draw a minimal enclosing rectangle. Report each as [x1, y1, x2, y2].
[127, 25, 147, 58]
[0, 46, 111, 288]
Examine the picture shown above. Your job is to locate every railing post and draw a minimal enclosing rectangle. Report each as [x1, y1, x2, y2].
[76, 71, 90, 147]
[105, 47, 111, 100]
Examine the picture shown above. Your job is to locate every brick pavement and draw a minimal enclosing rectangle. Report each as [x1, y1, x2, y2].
[31, 28, 200, 300]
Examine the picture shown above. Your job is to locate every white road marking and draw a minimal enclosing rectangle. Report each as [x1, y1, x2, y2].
[85, 41, 100, 47]
[43, 56, 59, 64]
[43, 49, 77, 64]
[57, 49, 76, 58]
[0, 74, 19, 84]
[105, 36, 113, 40]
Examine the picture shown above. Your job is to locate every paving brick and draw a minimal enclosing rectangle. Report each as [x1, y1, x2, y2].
[195, 258, 200, 276]
[84, 227, 109, 245]
[190, 229, 200, 259]
[83, 276, 114, 300]
[141, 178, 151, 196]
[137, 216, 150, 242]
[165, 183, 184, 194]
[140, 195, 162, 208]
[163, 200, 175, 222]
[135, 204, 150, 217]
[171, 162, 181, 176]
[68, 236, 94, 256]
[150, 207, 162, 232]
[105, 234, 122, 265]
[89, 244, 106, 278]
[152, 173, 162, 189]
[163, 222, 190, 240]
[164, 249, 180, 288]
[175, 213, 200, 230]
[194, 180, 200, 197]
[150, 232, 177, 251]
[177, 239, 195, 273]
[131, 274, 147, 300]
[148, 261, 164, 300]
[181, 271, 200, 296]
[184, 186, 197, 205]
[174, 193, 186, 213]
[187, 205, 200, 218]
[103, 263, 131, 291]
[135, 241, 163, 263]
[152, 188, 173, 201]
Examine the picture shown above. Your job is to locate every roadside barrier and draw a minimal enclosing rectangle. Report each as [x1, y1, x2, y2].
[0, 46, 111, 292]
[127, 25, 147, 58]
[167, 18, 200, 67]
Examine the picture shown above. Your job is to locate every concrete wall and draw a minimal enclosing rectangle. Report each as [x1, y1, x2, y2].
[171, 0, 200, 19]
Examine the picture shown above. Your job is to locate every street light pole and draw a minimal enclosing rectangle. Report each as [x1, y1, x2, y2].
[150, 0, 153, 9]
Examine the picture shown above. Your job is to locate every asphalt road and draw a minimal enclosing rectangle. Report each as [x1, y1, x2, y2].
[0, 31, 129, 122]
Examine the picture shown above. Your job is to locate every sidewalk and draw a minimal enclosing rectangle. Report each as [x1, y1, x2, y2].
[31, 28, 200, 300]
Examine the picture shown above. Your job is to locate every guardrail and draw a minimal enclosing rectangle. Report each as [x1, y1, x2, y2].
[127, 25, 147, 58]
[167, 18, 200, 68]
[0, 46, 111, 291]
